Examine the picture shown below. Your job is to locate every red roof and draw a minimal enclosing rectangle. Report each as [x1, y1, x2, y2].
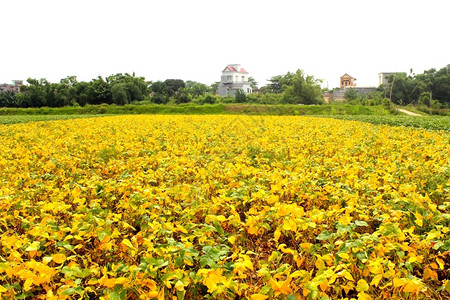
[223, 66, 248, 73]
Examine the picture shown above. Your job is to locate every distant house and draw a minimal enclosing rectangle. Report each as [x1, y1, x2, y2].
[217, 64, 252, 97]
[332, 74, 376, 100]
[340, 73, 356, 89]
[332, 86, 376, 100]
[378, 72, 396, 86]
[0, 80, 23, 93]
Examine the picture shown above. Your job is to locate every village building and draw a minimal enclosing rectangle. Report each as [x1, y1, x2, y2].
[332, 74, 376, 100]
[340, 73, 356, 89]
[0, 80, 23, 93]
[217, 64, 252, 97]
[378, 72, 396, 86]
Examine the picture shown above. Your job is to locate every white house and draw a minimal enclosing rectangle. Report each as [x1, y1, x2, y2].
[378, 72, 396, 86]
[217, 64, 252, 97]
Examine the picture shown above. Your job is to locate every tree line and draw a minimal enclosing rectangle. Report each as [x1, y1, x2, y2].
[1, 67, 448, 108]
[0, 70, 325, 108]
[380, 67, 450, 107]
[342, 67, 450, 108]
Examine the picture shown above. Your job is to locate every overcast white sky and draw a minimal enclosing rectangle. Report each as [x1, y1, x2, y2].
[1, 0, 449, 88]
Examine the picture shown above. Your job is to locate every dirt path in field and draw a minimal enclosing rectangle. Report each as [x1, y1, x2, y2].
[397, 108, 423, 116]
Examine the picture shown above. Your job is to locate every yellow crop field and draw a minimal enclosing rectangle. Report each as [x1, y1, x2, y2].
[0, 115, 448, 299]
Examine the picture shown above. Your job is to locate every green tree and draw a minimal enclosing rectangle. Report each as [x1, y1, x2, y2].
[164, 79, 185, 97]
[185, 81, 210, 97]
[106, 73, 149, 103]
[90, 76, 112, 104]
[210, 82, 220, 94]
[111, 83, 128, 105]
[150, 81, 169, 104]
[248, 77, 258, 90]
[235, 89, 247, 103]
[175, 88, 191, 104]
[54, 76, 79, 106]
[21, 78, 49, 107]
[280, 70, 323, 104]
[264, 75, 283, 94]
[344, 88, 358, 101]
[0, 91, 17, 107]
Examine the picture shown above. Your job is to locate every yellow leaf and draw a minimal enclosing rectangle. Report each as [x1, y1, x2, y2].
[370, 275, 383, 287]
[338, 253, 350, 260]
[25, 241, 40, 252]
[121, 238, 135, 250]
[274, 229, 281, 241]
[436, 258, 444, 270]
[300, 243, 312, 250]
[267, 195, 278, 205]
[43, 256, 53, 264]
[174, 280, 184, 292]
[115, 277, 129, 286]
[356, 279, 369, 292]
[315, 257, 325, 271]
[403, 280, 422, 293]
[414, 212, 423, 227]
[408, 256, 417, 263]
[423, 268, 438, 281]
[157, 288, 165, 300]
[250, 294, 269, 300]
[358, 291, 372, 300]
[342, 270, 354, 281]
[228, 236, 236, 244]
[203, 270, 226, 293]
[52, 253, 66, 264]
[278, 244, 295, 255]
[290, 270, 305, 278]
[338, 215, 353, 226]
[23, 278, 33, 291]
[217, 215, 226, 222]
[369, 261, 383, 275]
[430, 262, 439, 269]
[319, 280, 328, 291]
[393, 278, 407, 288]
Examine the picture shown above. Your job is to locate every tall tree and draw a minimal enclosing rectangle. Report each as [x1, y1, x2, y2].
[248, 77, 258, 90]
[280, 70, 323, 104]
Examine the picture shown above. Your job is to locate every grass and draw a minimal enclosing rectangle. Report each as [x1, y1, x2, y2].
[0, 103, 392, 116]
[324, 115, 450, 131]
[0, 114, 102, 125]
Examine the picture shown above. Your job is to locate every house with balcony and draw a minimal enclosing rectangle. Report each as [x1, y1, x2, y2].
[217, 64, 252, 97]
[340, 73, 356, 89]
[332, 74, 376, 100]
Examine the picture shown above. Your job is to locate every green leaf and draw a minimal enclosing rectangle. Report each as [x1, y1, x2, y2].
[62, 288, 76, 295]
[433, 241, 444, 250]
[355, 220, 368, 227]
[199, 256, 216, 268]
[259, 285, 271, 295]
[316, 231, 332, 241]
[213, 221, 224, 235]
